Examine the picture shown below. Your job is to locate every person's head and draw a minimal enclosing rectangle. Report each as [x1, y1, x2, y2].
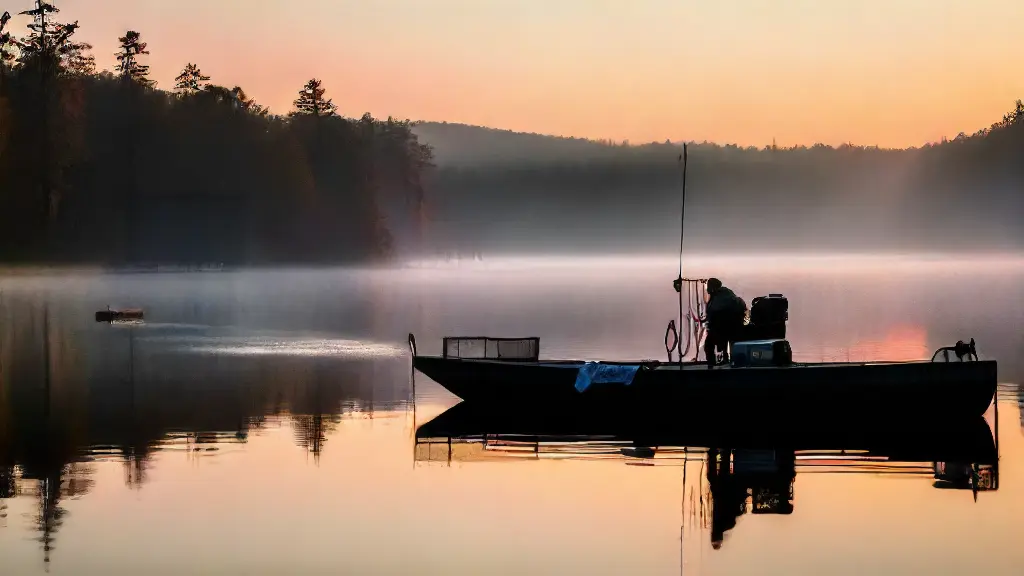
[707, 278, 722, 294]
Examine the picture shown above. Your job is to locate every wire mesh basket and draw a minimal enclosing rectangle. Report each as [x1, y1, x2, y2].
[442, 336, 540, 362]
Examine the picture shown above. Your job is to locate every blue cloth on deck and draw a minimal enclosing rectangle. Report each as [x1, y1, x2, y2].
[574, 362, 641, 393]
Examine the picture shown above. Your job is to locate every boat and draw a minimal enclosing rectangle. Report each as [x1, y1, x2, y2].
[411, 334, 996, 420]
[409, 145, 999, 421]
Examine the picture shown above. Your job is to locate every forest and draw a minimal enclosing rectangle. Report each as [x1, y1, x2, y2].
[0, 1, 432, 265]
[415, 103, 1024, 256]
[2, 2, 1021, 264]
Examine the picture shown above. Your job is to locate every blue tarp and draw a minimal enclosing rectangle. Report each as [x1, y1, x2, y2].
[574, 362, 641, 393]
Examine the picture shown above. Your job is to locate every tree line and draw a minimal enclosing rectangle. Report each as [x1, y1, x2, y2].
[0, 1, 433, 265]
[415, 102, 1024, 255]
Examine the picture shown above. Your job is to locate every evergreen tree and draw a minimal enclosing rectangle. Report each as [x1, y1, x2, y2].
[55, 23, 94, 76]
[173, 63, 209, 95]
[16, 0, 60, 70]
[291, 78, 337, 117]
[233, 86, 269, 116]
[5, 3, 91, 76]
[200, 84, 267, 115]
[6, 0, 90, 249]
[0, 7, 438, 264]
[0, 11, 16, 69]
[115, 31, 152, 86]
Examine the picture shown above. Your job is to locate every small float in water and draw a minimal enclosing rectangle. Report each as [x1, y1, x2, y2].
[95, 307, 145, 323]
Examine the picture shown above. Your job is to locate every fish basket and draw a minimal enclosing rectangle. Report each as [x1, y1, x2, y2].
[442, 336, 540, 362]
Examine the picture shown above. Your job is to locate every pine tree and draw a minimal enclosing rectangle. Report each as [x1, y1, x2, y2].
[16, 1, 89, 75]
[174, 63, 210, 95]
[16, 0, 60, 69]
[0, 19, 9, 162]
[291, 79, 337, 117]
[54, 22, 93, 76]
[6, 3, 91, 76]
[115, 31, 152, 86]
[0, 11, 16, 68]
[8, 1, 91, 243]
[233, 86, 269, 116]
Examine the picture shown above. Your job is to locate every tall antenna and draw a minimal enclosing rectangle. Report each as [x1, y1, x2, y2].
[676, 144, 688, 364]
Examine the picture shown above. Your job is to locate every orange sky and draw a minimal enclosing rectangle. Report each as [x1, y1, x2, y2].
[7, 0, 1024, 148]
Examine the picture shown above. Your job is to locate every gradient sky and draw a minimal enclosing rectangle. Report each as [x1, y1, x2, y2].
[7, 0, 1024, 148]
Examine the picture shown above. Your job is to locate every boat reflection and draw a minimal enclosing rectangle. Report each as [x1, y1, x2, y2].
[414, 401, 999, 550]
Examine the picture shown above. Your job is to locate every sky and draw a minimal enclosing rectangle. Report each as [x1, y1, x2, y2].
[6, 0, 1024, 148]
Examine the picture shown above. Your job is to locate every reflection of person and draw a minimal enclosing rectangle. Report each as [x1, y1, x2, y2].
[706, 448, 747, 550]
[703, 278, 747, 368]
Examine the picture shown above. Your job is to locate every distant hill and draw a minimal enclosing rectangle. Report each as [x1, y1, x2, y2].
[411, 121, 679, 167]
[411, 105, 1024, 256]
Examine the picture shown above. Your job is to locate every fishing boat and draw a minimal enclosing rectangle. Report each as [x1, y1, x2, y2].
[409, 144, 999, 420]
[410, 333, 997, 419]
[409, 286, 996, 420]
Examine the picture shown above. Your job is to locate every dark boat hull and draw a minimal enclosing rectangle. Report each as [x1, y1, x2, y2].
[413, 356, 998, 420]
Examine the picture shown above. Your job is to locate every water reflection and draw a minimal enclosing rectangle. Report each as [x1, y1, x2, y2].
[415, 401, 1000, 554]
[1019, 384, 1024, 436]
[704, 448, 794, 549]
[0, 294, 410, 564]
[0, 262, 1019, 574]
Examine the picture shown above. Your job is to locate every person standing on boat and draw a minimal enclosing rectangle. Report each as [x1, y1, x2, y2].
[702, 278, 747, 368]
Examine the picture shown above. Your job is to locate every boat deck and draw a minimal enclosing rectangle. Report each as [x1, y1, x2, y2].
[505, 358, 939, 370]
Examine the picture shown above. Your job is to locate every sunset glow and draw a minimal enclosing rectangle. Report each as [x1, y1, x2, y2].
[7, 0, 1022, 148]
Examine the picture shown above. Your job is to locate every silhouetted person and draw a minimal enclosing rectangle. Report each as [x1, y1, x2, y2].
[703, 278, 746, 368]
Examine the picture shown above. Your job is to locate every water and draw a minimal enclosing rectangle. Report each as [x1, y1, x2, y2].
[0, 255, 1022, 575]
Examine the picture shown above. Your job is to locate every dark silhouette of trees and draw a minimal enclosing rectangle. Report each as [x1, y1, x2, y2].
[173, 62, 208, 95]
[0, 11, 12, 162]
[292, 78, 337, 117]
[114, 30, 151, 86]
[231, 85, 268, 116]
[4, 0, 1015, 263]
[15, 2, 88, 74]
[55, 27, 94, 76]
[16, 0, 58, 65]
[0, 0, 92, 258]
[0, 11, 16, 67]
[0, 3, 432, 264]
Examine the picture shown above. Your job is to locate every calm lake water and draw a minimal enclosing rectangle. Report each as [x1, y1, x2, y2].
[0, 255, 1022, 575]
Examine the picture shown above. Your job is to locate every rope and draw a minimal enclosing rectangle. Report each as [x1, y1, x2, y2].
[665, 320, 679, 363]
[673, 278, 707, 362]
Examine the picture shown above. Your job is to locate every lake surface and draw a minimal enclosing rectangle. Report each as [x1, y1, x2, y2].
[0, 255, 1022, 575]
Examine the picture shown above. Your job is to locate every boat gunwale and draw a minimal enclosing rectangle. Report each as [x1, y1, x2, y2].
[412, 355, 997, 371]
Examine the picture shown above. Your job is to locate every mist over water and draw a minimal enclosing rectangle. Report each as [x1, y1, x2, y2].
[415, 116, 1024, 258]
[0, 254, 1021, 574]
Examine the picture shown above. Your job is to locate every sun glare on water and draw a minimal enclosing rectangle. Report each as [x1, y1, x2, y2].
[166, 336, 407, 358]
